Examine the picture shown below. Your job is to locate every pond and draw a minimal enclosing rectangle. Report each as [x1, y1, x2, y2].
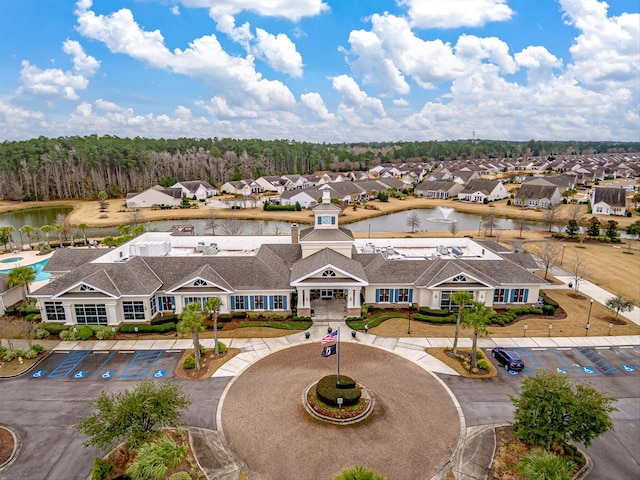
[0, 206, 73, 230]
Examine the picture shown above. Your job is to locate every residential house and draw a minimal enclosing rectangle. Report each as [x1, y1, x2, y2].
[255, 176, 287, 194]
[220, 179, 262, 195]
[126, 186, 183, 209]
[513, 184, 563, 208]
[414, 181, 464, 199]
[171, 180, 216, 200]
[592, 187, 627, 216]
[458, 180, 509, 203]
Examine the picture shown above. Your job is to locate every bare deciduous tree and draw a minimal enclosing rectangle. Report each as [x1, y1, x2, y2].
[217, 217, 244, 236]
[448, 221, 458, 238]
[406, 211, 421, 233]
[534, 241, 562, 279]
[543, 203, 562, 232]
[568, 250, 589, 292]
[206, 210, 217, 235]
[129, 208, 143, 226]
[514, 217, 529, 239]
[482, 210, 500, 237]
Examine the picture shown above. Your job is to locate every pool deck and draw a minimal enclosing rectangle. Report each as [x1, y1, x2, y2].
[0, 248, 55, 290]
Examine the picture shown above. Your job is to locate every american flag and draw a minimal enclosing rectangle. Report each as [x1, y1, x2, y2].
[321, 330, 338, 344]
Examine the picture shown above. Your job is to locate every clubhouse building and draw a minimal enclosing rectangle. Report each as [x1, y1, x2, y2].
[32, 191, 547, 326]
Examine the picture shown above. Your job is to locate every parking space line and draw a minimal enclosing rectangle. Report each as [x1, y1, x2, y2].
[547, 348, 581, 374]
[120, 350, 163, 379]
[611, 347, 640, 370]
[48, 351, 91, 379]
[513, 348, 544, 375]
[575, 347, 620, 375]
[92, 351, 117, 377]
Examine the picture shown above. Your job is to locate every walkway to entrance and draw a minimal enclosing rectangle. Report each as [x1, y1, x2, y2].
[310, 299, 347, 321]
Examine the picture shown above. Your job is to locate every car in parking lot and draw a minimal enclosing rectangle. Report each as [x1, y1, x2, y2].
[491, 347, 525, 371]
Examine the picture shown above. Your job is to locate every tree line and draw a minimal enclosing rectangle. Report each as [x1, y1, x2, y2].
[0, 135, 637, 201]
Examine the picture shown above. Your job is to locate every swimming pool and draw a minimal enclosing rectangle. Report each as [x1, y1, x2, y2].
[0, 258, 50, 282]
[0, 257, 23, 263]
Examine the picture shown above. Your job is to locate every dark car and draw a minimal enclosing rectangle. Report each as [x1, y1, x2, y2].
[492, 347, 525, 371]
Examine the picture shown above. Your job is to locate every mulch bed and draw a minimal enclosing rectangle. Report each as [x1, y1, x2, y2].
[174, 348, 240, 380]
[0, 427, 14, 466]
[306, 385, 370, 420]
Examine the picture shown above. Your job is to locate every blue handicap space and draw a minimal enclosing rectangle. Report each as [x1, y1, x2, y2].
[72, 370, 88, 379]
[152, 370, 166, 378]
[575, 347, 619, 374]
[93, 351, 118, 378]
[621, 364, 636, 373]
[611, 347, 640, 371]
[556, 367, 569, 375]
[48, 351, 91, 379]
[505, 366, 521, 376]
[512, 348, 543, 375]
[99, 370, 116, 379]
[31, 369, 47, 378]
[120, 350, 163, 379]
[581, 365, 597, 374]
[548, 349, 581, 375]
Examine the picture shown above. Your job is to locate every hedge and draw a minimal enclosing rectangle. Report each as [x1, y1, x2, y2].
[413, 313, 456, 324]
[41, 323, 67, 335]
[120, 324, 153, 333]
[219, 314, 233, 322]
[418, 307, 452, 317]
[315, 374, 361, 406]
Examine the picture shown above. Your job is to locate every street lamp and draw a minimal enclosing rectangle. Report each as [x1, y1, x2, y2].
[561, 243, 566, 265]
[523, 323, 528, 337]
[586, 298, 593, 335]
[608, 322, 613, 336]
[407, 312, 411, 335]
[548, 323, 553, 337]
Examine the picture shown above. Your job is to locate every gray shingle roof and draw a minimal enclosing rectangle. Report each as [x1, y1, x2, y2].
[593, 186, 626, 207]
[43, 248, 107, 273]
[291, 248, 367, 283]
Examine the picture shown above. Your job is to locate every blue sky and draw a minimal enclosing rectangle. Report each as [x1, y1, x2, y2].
[1, 0, 638, 142]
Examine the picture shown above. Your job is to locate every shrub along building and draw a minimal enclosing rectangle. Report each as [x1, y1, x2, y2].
[31, 191, 547, 327]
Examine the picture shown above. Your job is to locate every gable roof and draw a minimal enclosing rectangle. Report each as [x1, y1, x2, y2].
[290, 248, 367, 284]
[593, 186, 627, 207]
[459, 179, 502, 194]
[515, 184, 560, 200]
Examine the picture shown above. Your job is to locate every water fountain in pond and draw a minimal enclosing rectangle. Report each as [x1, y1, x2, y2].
[433, 206, 456, 222]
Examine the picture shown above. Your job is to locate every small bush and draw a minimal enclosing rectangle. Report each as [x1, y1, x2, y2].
[24, 313, 42, 322]
[91, 457, 114, 480]
[77, 325, 94, 340]
[183, 355, 196, 369]
[316, 374, 361, 406]
[126, 436, 187, 480]
[94, 326, 117, 340]
[152, 322, 175, 333]
[477, 359, 492, 371]
[542, 304, 556, 315]
[41, 323, 67, 335]
[35, 328, 49, 339]
[31, 344, 45, 354]
[232, 311, 247, 319]
[169, 473, 192, 480]
[59, 330, 77, 341]
[216, 341, 227, 353]
[219, 314, 232, 322]
[263, 312, 289, 320]
[120, 324, 153, 333]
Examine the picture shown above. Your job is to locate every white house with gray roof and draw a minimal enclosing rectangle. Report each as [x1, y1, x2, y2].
[31, 190, 547, 327]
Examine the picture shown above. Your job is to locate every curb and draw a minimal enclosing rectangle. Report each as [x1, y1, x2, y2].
[0, 425, 20, 472]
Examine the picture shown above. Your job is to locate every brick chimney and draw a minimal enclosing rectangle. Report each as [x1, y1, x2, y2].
[291, 224, 299, 244]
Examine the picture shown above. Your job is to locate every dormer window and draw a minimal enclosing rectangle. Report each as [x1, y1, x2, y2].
[322, 269, 336, 277]
[452, 275, 467, 282]
[80, 284, 95, 291]
[194, 279, 208, 286]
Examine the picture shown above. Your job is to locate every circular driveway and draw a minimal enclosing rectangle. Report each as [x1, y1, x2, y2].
[221, 343, 461, 480]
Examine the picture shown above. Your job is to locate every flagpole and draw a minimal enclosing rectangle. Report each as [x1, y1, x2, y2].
[337, 327, 340, 385]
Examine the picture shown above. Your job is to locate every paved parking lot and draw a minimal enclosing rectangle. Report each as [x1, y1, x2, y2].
[487, 345, 639, 378]
[28, 349, 183, 381]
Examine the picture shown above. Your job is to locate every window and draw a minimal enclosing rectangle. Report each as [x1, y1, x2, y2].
[322, 269, 336, 277]
[44, 301, 66, 322]
[123, 301, 145, 320]
[184, 297, 206, 309]
[493, 289, 507, 303]
[79, 284, 95, 292]
[511, 289, 528, 303]
[233, 296, 245, 310]
[254, 296, 264, 310]
[194, 279, 208, 286]
[273, 295, 285, 309]
[150, 297, 157, 316]
[452, 275, 467, 282]
[397, 289, 410, 302]
[440, 291, 452, 310]
[74, 304, 107, 325]
[377, 288, 390, 302]
[158, 296, 175, 311]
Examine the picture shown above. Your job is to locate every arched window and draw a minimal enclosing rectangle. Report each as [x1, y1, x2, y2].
[194, 279, 208, 286]
[452, 275, 467, 282]
[321, 269, 336, 277]
[79, 284, 95, 291]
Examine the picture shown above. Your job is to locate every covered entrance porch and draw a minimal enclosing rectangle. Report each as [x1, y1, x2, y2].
[296, 285, 362, 319]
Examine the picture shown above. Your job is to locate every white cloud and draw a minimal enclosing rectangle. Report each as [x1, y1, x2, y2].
[393, 98, 409, 106]
[252, 28, 303, 77]
[331, 74, 386, 118]
[62, 39, 100, 76]
[180, 0, 329, 22]
[300, 92, 335, 121]
[75, 4, 296, 114]
[399, 0, 513, 29]
[170, 5, 180, 16]
[94, 98, 124, 112]
[214, 14, 253, 48]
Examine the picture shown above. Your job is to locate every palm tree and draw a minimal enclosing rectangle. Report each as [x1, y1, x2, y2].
[451, 291, 473, 355]
[204, 297, 224, 355]
[8, 265, 37, 297]
[177, 302, 206, 370]
[77, 223, 88, 245]
[20, 225, 34, 250]
[40, 224, 53, 248]
[605, 295, 635, 322]
[0, 225, 15, 252]
[462, 301, 494, 369]
[52, 224, 64, 248]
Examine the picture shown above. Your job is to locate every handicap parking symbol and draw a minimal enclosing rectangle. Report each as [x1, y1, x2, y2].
[581, 366, 596, 374]
[100, 370, 115, 379]
[73, 370, 88, 379]
[153, 370, 166, 378]
[505, 366, 520, 375]
[621, 364, 636, 372]
[556, 367, 568, 374]
[31, 370, 47, 378]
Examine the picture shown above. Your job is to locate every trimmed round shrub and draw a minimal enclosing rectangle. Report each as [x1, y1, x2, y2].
[216, 341, 227, 353]
[77, 325, 94, 340]
[316, 374, 361, 406]
[31, 344, 45, 354]
[477, 359, 492, 371]
[59, 330, 77, 341]
[182, 355, 195, 369]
